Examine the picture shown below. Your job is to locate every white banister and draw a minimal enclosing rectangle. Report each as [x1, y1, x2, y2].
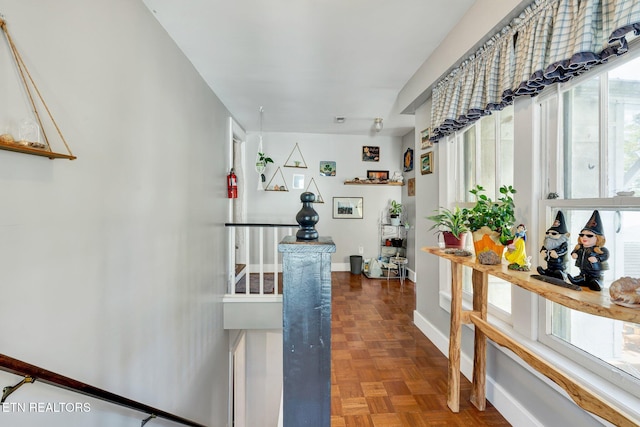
[225, 223, 298, 296]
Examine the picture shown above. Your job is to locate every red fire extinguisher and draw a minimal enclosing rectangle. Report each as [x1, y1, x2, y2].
[227, 168, 238, 199]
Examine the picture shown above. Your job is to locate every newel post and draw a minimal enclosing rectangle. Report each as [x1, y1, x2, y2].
[278, 235, 335, 427]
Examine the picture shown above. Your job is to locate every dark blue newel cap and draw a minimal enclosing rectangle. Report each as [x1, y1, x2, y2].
[296, 192, 319, 240]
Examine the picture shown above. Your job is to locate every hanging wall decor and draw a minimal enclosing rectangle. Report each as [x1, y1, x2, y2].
[403, 148, 413, 172]
[420, 128, 432, 150]
[362, 146, 379, 161]
[408, 178, 416, 196]
[0, 18, 75, 160]
[319, 161, 336, 176]
[283, 142, 308, 168]
[305, 177, 325, 203]
[265, 167, 289, 191]
[421, 151, 433, 175]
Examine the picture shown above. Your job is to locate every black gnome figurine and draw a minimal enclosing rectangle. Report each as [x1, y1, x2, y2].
[568, 210, 609, 291]
[537, 211, 570, 280]
[296, 192, 319, 240]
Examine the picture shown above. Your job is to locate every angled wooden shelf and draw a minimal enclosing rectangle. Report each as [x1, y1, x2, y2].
[0, 141, 76, 160]
[0, 18, 76, 161]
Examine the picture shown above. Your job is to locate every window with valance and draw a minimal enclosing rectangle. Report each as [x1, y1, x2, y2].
[430, 0, 640, 141]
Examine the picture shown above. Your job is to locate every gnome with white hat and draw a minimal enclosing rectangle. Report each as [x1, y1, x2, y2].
[537, 210, 570, 280]
[568, 210, 609, 291]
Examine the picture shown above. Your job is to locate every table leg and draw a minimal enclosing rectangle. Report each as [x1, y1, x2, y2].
[470, 269, 488, 410]
[447, 261, 462, 412]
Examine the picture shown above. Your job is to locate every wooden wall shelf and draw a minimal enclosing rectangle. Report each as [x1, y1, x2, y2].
[0, 141, 76, 160]
[1, 18, 76, 161]
[344, 180, 404, 186]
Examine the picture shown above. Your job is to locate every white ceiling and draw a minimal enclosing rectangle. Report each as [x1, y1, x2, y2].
[143, 0, 476, 137]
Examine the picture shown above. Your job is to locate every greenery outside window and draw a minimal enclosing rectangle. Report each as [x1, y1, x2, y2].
[539, 52, 640, 397]
[454, 106, 515, 316]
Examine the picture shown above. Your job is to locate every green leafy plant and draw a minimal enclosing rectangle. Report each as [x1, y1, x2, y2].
[389, 200, 403, 216]
[426, 206, 469, 238]
[462, 185, 517, 244]
[257, 152, 274, 165]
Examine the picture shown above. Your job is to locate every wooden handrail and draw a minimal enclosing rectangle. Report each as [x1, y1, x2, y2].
[0, 353, 206, 427]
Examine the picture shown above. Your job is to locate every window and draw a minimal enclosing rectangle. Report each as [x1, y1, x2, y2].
[539, 53, 640, 397]
[455, 106, 515, 315]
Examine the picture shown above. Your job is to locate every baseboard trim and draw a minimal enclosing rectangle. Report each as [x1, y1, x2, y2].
[413, 310, 543, 427]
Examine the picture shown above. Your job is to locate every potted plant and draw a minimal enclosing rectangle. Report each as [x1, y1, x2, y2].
[462, 185, 517, 264]
[389, 200, 402, 226]
[256, 152, 274, 182]
[426, 206, 469, 249]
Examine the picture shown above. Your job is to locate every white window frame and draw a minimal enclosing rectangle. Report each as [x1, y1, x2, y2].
[437, 108, 515, 325]
[537, 46, 640, 398]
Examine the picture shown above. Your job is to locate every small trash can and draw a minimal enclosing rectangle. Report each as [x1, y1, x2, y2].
[350, 255, 363, 275]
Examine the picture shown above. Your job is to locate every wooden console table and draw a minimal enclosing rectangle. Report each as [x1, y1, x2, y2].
[423, 247, 640, 427]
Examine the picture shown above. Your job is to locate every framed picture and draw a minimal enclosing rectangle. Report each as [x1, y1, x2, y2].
[362, 146, 380, 162]
[403, 147, 414, 172]
[292, 174, 305, 189]
[407, 178, 416, 196]
[333, 197, 363, 219]
[421, 128, 433, 149]
[421, 151, 433, 175]
[319, 161, 336, 176]
[367, 170, 389, 180]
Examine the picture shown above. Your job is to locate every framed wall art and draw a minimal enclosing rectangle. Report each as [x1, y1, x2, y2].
[362, 146, 379, 161]
[333, 197, 363, 219]
[366, 170, 389, 180]
[420, 151, 433, 175]
[407, 178, 416, 196]
[421, 128, 433, 149]
[319, 161, 336, 176]
[403, 147, 414, 172]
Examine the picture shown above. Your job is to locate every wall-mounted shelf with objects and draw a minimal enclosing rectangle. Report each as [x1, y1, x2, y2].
[305, 177, 324, 203]
[283, 142, 308, 168]
[0, 141, 76, 160]
[264, 167, 289, 191]
[344, 180, 404, 186]
[0, 18, 76, 161]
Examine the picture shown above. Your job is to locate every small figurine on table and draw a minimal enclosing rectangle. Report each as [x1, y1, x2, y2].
[537, 211, 570, 280]
[568, 210, 609, 291]
[505, 224, 530, 270]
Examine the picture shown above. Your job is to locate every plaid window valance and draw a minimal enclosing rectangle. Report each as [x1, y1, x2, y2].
[430, 0, 640, 141]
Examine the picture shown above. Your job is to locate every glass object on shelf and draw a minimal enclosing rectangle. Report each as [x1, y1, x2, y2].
[19, 118, 46, 150]
[18, 118, 40, 146]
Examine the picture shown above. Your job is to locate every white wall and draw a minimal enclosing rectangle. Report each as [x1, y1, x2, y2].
[400, 130, 417, 275]
[0, 1, 230, 426]
[245, 330, 283, 427]
[244, 131, 404, 268]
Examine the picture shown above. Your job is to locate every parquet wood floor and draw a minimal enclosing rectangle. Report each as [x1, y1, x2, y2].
[331, 272, 511, 427]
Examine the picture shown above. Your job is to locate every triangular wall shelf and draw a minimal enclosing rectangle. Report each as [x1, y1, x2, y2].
[264, 167, 289, 191]
[0, 18, 75, 160]
[305, 177, 325, 203]
[283, 142, 308, 168]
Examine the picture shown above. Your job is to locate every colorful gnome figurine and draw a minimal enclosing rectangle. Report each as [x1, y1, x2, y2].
[537, 211, 570, 280]
[568, 210, 609, 291]
[505, 224, 530, 270]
